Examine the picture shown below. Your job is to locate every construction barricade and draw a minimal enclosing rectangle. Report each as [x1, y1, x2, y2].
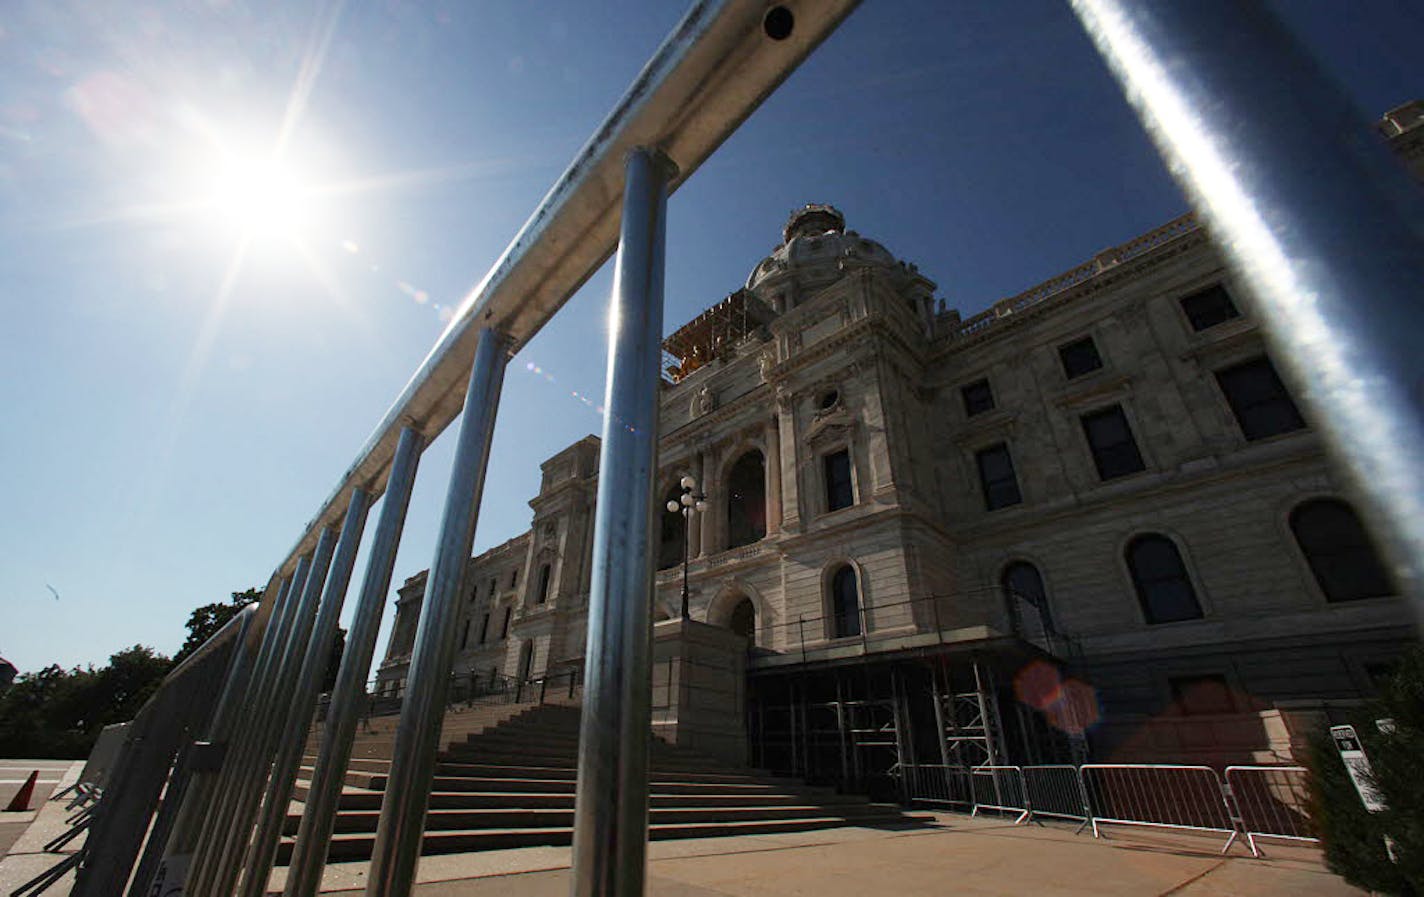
[1224, 765, 1319, 855]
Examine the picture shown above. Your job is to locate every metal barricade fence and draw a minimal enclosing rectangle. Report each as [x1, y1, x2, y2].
[896, 764, 973, 810]
[1079, 764, 1241, 854]
[1021, 765, 1092, 829]
[970, 766, 1030, 824]
[1225, 765, 1319, 855]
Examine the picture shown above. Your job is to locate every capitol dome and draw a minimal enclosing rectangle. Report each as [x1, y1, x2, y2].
[745, 204, 900, 297]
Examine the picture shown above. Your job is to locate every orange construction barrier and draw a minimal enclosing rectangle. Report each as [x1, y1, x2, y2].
[4, 770, 39, 811]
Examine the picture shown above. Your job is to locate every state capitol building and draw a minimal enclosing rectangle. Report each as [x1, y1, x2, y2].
[374, 103, 1423, 792]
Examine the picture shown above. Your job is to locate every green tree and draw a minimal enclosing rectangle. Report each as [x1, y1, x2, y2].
[0, 646, 172, 758]
[1306, 647, 1424, 895]
[175, 587, 261, 663]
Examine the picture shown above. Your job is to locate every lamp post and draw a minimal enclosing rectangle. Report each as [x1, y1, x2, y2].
[666, 475, 708, 620]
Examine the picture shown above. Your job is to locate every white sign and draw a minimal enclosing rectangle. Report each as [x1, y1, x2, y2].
[1331, 724, 1387, 813]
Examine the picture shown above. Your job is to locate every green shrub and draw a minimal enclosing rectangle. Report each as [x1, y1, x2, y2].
[1305, 648, 1424, 896]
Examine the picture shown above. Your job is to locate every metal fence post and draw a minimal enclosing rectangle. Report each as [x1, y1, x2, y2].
[570, 145, 675, 897]
[363, 326, 510, 897]
[1070, 0, 1424, 598]
[211, 529, 337, 897]
[241, 489, 372, 897]
[285, 425, 425, 897]
[192, 560, 310, 894]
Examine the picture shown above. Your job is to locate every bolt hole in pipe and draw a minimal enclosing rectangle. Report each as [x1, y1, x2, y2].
[763, 6, 794, 41]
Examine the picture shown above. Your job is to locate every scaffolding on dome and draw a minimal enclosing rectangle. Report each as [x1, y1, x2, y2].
[661, 289, 777, 383]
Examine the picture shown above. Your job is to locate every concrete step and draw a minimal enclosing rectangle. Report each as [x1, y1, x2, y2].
[289, 786, 871, 813]
[282, 801, 901, 837]
[278, 812, 925, 863]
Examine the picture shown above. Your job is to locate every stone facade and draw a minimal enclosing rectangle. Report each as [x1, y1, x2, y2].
[376, 105, 1423, 770]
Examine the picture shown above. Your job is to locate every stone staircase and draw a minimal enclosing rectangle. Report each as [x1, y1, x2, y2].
[284, 701, 926, 863]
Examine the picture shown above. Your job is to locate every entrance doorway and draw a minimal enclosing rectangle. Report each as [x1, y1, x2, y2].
[728, 597, 756, 642]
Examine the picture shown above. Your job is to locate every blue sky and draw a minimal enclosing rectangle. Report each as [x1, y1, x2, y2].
[2, 0, 1420, 675]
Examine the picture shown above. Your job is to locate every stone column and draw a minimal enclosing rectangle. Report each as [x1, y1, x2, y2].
[700, 448, 719, 556]
[776, 390, 801, 531]
[765, 415, 782, 534]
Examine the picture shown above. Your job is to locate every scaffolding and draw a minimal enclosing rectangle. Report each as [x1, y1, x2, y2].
[744, 650, 1075, 803]
[661, 289, 777, 382]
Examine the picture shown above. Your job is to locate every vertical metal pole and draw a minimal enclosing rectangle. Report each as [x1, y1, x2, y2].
[285, 426, 424, 897]
[192, 563, 308, 894]
[363, 327, 510, 897]
[1070, 0, 1424, 598]
[570, 146, 675, 897]
[212, 529, 337, 897]
[150, 602, 259, 890]
[241, 490, 372, 897]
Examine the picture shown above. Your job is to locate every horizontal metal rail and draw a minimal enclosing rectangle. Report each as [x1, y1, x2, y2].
[1225, 765, 1319, 855]
[264, 0, 861, 583]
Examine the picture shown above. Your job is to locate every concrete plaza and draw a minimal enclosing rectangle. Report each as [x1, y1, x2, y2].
[1, 758, 1363, 897]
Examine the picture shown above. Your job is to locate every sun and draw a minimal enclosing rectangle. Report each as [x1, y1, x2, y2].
[206, 152, 314, 241]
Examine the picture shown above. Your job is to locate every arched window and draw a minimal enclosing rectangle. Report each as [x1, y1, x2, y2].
[829, 565, 862, 639]
[1001, 561, 1054, 635]
[657, 485, 685, 570]
[728, 598, 756, 642]
[1126, 535, 1203, 624]
[1290, 499, 1393, 602]
[726, 451, 767, 549]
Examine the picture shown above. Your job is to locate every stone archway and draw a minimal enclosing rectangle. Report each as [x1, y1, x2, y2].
[704, 581, 770, 648]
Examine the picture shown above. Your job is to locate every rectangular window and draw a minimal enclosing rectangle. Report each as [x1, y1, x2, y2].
[1216, 356, 1306, 441]
[1081, 405, 1146, 480]
[489, 577, 497, 598]
[500, 606, 513, 639]
[510, 568, 519, 588]
[536, 564, 552, 604]
[1169, 674, 1235, 715]
[975, 443, 1022, 510]
[1179, 284, 1240, 331]
[960, 378, 995, 417]
[824, 449, 854, 512]
[1058, 336, 1103, 379]
[459, 619, 471, 650]
[478, 613, 490, 644]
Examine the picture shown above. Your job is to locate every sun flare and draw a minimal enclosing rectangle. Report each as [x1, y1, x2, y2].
[207, 153, 314, 240]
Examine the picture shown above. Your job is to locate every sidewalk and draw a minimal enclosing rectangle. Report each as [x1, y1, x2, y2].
[0, 760, 84, 895]
[265, 813, 1363, 897]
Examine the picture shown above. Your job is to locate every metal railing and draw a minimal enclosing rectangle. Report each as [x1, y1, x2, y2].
[65, 0, 1424, 893]
[1225, 765, 1319, 855]
[897, 762, 1320, 858]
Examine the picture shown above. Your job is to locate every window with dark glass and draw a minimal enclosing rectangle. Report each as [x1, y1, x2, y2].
[824, 449, 854, 512]
[961, 378, 995, 417]
[1001, 561, 1054, 635]
[1126, 534, 1203, 624]
[509, 568, 518, 588]
[830, 565, 861, 638]
[536, 563, 552, 604]
[1215, 356, 1305, 441]
[1179, 284, 1240, 331]
[478, 613, 490, 644]
[1169, 674, 1235, 715]
[1290, 499, 1393, 602]
[489, 577, 497, 598]
[976, 443, 1022, 510]
[1058, 336, 1103, 379]
[727, 450, 767, 548]
[500, 606, 513, 639]
[459, 618, 471, 650]
[657, 486, 684, 571]
[1081, 405, 1146, 479]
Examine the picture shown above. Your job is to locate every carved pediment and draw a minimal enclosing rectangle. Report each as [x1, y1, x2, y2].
[805, 406, 855, 447]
